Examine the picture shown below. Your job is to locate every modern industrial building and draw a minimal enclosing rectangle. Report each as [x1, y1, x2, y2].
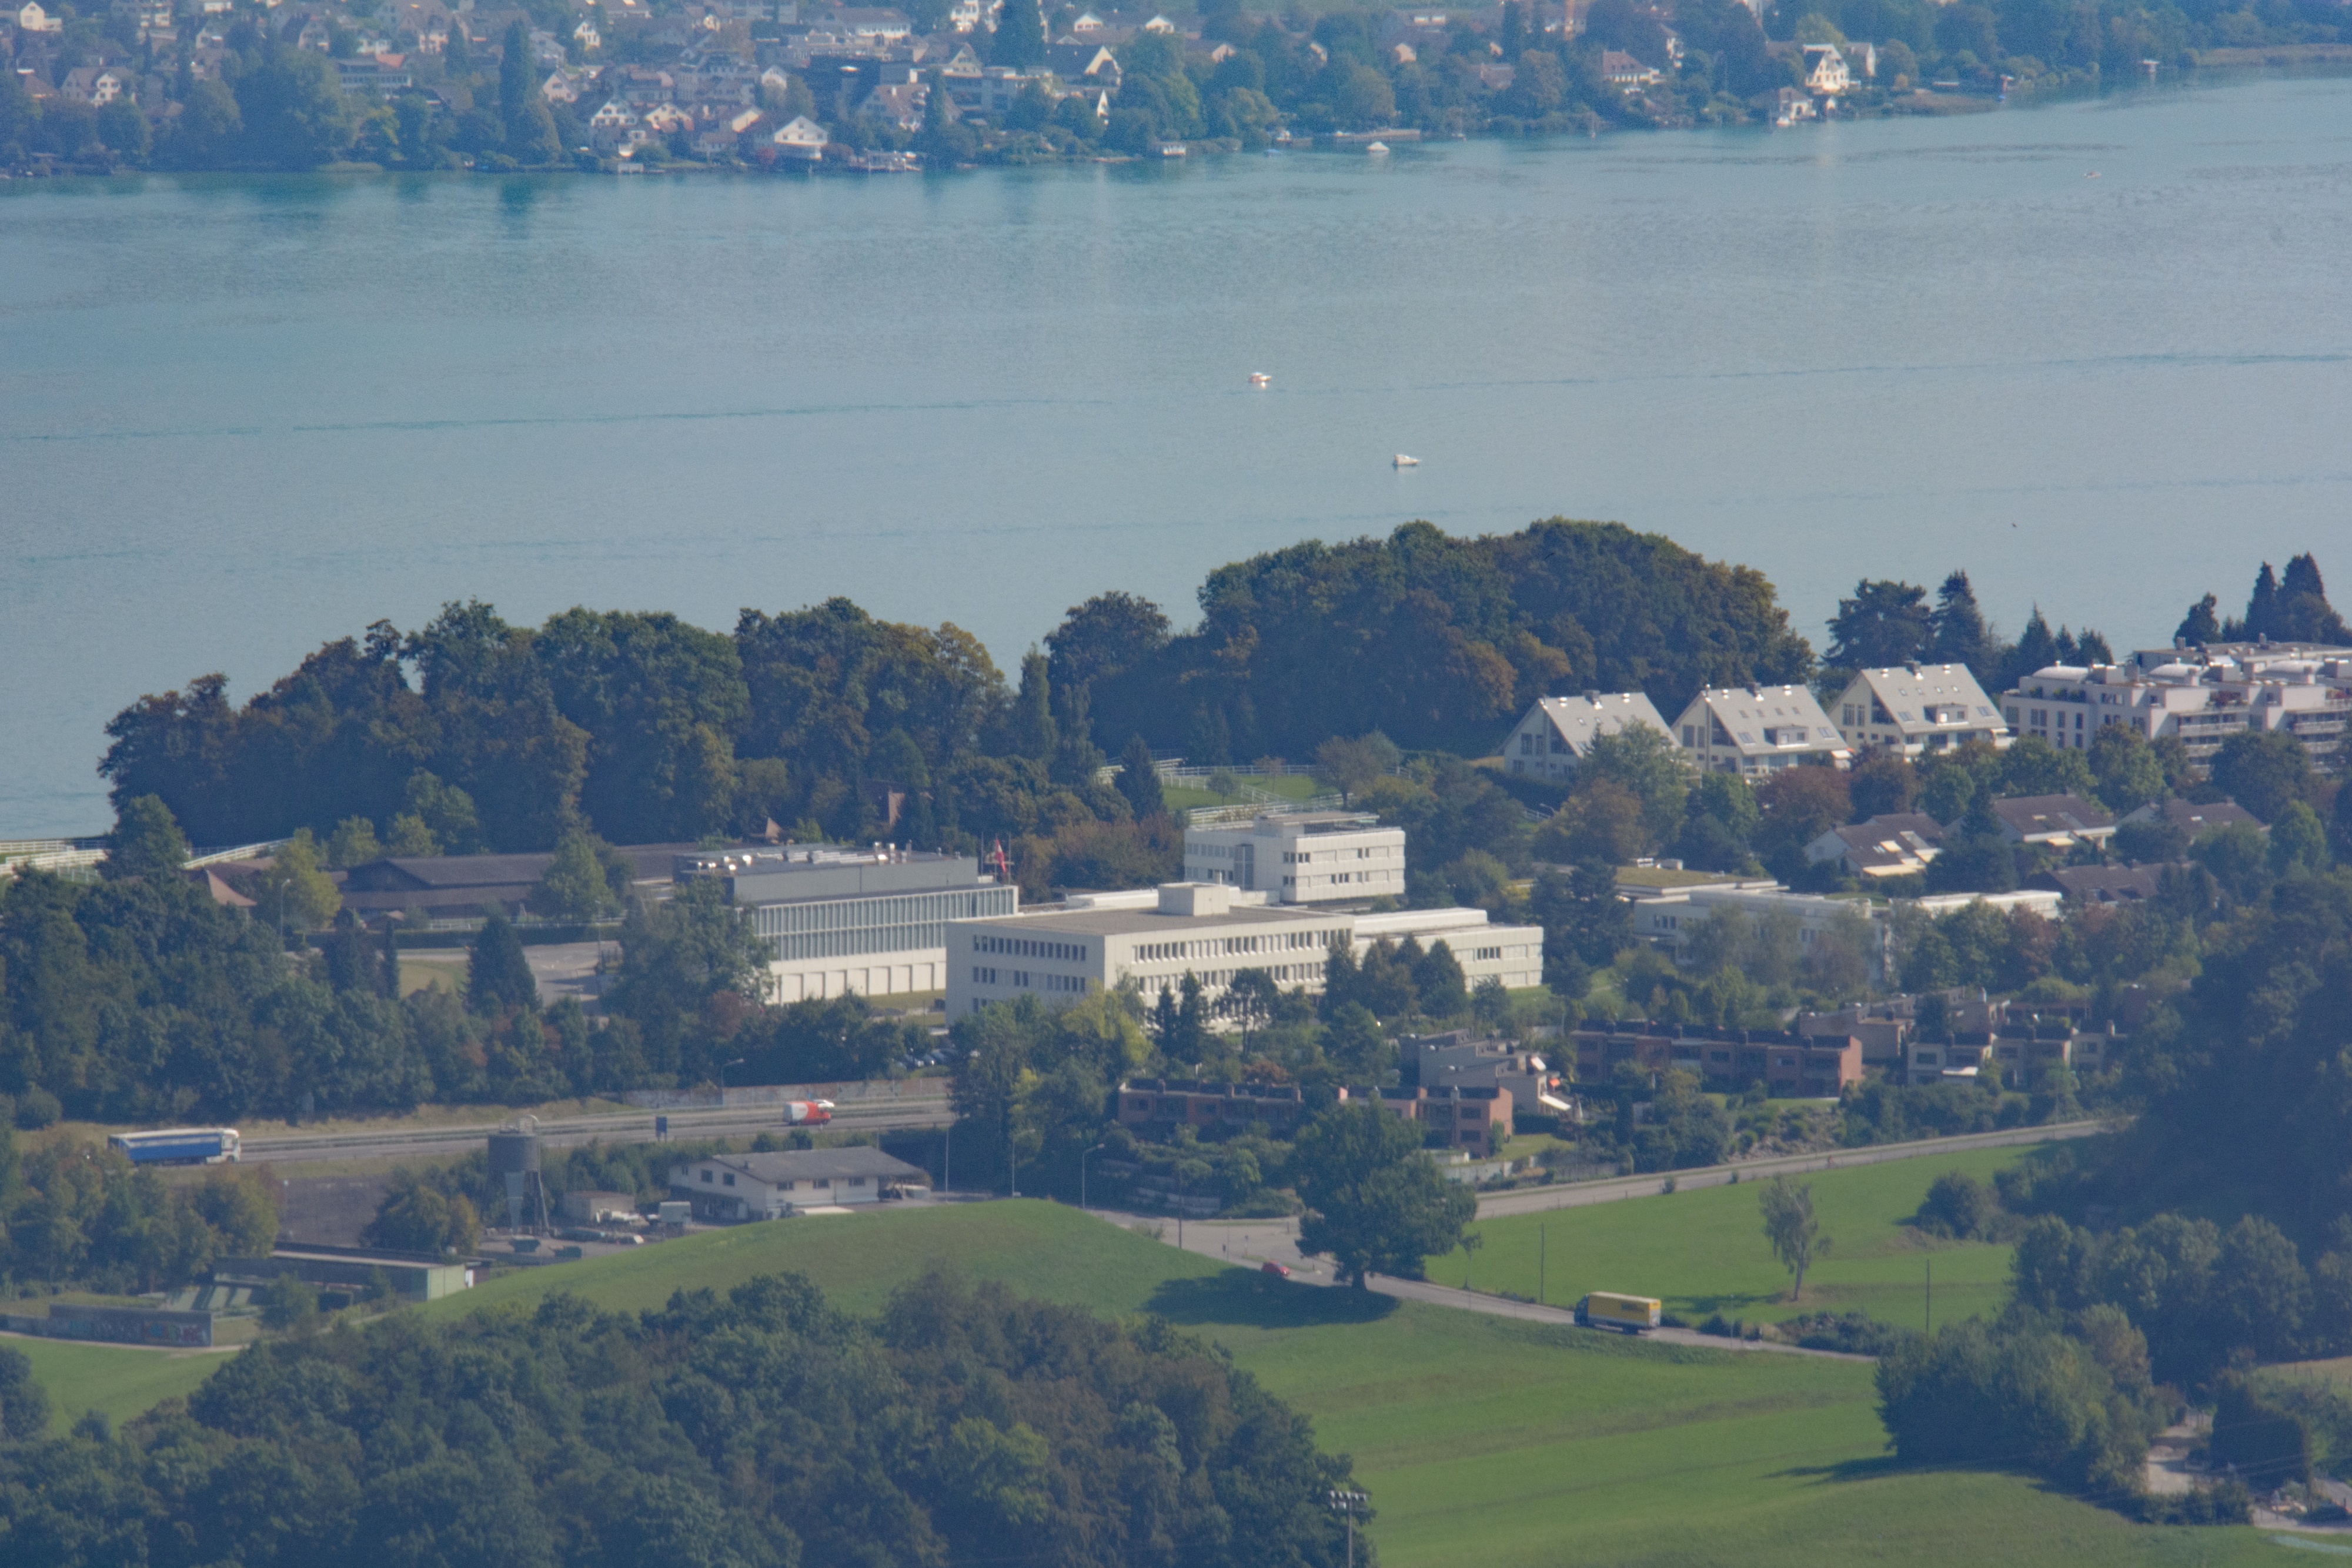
[677, 844, 1016, 1002]
[1668, 686, 1852, 775]
[1828, 664, 2010, 758]
[945, 881, 1542, 1018]
[1180, 811, 1406, 904]
[1496, 692, 1676, 782]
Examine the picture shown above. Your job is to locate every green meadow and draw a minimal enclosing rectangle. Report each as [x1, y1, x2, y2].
[7, 1338, 229, 1435]
[13, 1158, 2292, 1566]
[1428, 1146, 2029, 1332]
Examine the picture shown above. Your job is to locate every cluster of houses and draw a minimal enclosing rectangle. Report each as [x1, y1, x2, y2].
[4, 0, 1912, 167]
[1501, 638, 2352, 788]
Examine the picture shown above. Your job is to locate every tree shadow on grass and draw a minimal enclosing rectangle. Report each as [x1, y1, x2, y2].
[1143, 1272, 1401, 1331]
[1681, 1291, 1786, 1317]
[1774, 1455, 1909, 1485]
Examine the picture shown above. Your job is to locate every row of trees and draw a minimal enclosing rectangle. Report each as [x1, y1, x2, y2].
[0, 1271, 1369, 1567]
[1, 15, 587, 174]
[0, 1126, 278, 1295]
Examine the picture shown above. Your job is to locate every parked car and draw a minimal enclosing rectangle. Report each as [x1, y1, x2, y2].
[1260, 1261, 1291, 1278]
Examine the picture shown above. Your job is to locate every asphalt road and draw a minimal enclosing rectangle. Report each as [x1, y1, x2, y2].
[242, 1095, 953, 1166]
[1475, 1118, 2112, 1219]
[1098, 1209, 1869, 1360]
[1090, 1119, 2115, 1361]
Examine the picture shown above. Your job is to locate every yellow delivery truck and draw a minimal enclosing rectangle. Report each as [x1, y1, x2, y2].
[1575, 1292, 1663, 1335]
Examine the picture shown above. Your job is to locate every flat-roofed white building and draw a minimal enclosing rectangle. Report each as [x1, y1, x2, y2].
[1829, 664, 2010, 757]
[2006, 647, 2352, 764]
[1181, 811, 1405, 904]
[1497, 692, 1676, 783]
[1625, 883, 1885, 981]
[1669, 686, 1851, 775]
[946, 882, 1542, 1018]
[1351, 906, 1543, 988]
[678, 845, 1015, 1002]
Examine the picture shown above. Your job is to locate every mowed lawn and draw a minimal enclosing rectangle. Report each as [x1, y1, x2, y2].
[5, 1336, 234, 1433]
[1427, 1146, 2028, 1332]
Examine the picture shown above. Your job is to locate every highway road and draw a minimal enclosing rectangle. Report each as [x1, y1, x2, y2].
[242, 1094, 954, 1166]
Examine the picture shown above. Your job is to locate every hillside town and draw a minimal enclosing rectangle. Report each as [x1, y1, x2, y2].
[6, 0, 2329, 173]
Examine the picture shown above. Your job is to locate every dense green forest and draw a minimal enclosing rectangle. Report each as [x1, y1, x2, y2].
[0, 1269, 1368, 1568]
[93, 519, 1813, 852]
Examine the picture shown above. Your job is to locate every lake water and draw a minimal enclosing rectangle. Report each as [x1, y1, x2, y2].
[6, 72, 2352, 837]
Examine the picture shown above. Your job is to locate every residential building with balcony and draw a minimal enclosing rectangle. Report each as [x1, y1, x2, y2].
[1569, 1021, 1865, 1097]
[2004, 646, 2352, 763]
[1498, 692, 1676, 783]
[1670, 686, 1852, 775]
[1829, 664, 2010, 758]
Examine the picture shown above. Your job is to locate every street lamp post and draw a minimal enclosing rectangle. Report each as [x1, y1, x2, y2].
[719, 1057, 745, 1098]
[1081, 1142, 1105, 1211]
[1329, 1490, 1368, 1568]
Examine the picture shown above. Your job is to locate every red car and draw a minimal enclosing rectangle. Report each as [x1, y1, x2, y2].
[1260, 1261, 1291, 1278]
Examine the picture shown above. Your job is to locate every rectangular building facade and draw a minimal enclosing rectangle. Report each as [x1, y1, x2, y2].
[1181, 811, 1406, 904]
[680, 845, 1015, 1001]
[946, 882, 1542, 1018]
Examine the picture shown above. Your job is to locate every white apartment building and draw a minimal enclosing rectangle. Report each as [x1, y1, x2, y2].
[678, 844, 1015, 1002]
[945, 882, 1542, 1018]
[1497, 693, 1676, 783]
[2005, 646, 2352, 763]
[1181, 811, 1405, 904]
[1829, 664, 2010, 758]
[1669, 686, 1852, 776]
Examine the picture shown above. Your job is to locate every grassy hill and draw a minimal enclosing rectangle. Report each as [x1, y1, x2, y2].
[8, 1338, 229, 1435]
[416, 1199, 2269, 1568]
[1428, 1146, 2027, 1332]
[11, 1154, 2287, 1566]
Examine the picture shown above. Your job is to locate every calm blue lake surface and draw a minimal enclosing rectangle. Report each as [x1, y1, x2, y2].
[5, 72, 2351, 837]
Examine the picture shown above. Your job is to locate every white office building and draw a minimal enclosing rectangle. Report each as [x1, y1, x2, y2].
[1181, 811, 1405, 904]
[946, 882, 1542, 1019]
[1625, 882, 1886, 981]
[1669, 686, 1851, 775]
[1828, 664, 2010, 758]
[1497, 693, 1676, 783]
[677, 845, 1016, 1002]
[2005, 646, 2352, 764]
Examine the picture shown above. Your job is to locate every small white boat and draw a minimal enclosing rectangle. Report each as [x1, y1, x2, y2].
[1249, 372, 1271, 387]
[1366, 140, 1389, 155]
[1392, 453, 1419, 467]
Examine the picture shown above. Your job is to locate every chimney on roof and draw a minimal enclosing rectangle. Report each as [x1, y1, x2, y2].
[1905, 660, 1920, 674]
[1583, 689, 1599, 702]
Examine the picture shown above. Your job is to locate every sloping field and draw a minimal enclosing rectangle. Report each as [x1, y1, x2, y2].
[421, 1200, 2270, 1568]
[19, 1192, 2283, 1566]
[1430, 1145, 2027, 1331]
[5, 1336, 230, 1434]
